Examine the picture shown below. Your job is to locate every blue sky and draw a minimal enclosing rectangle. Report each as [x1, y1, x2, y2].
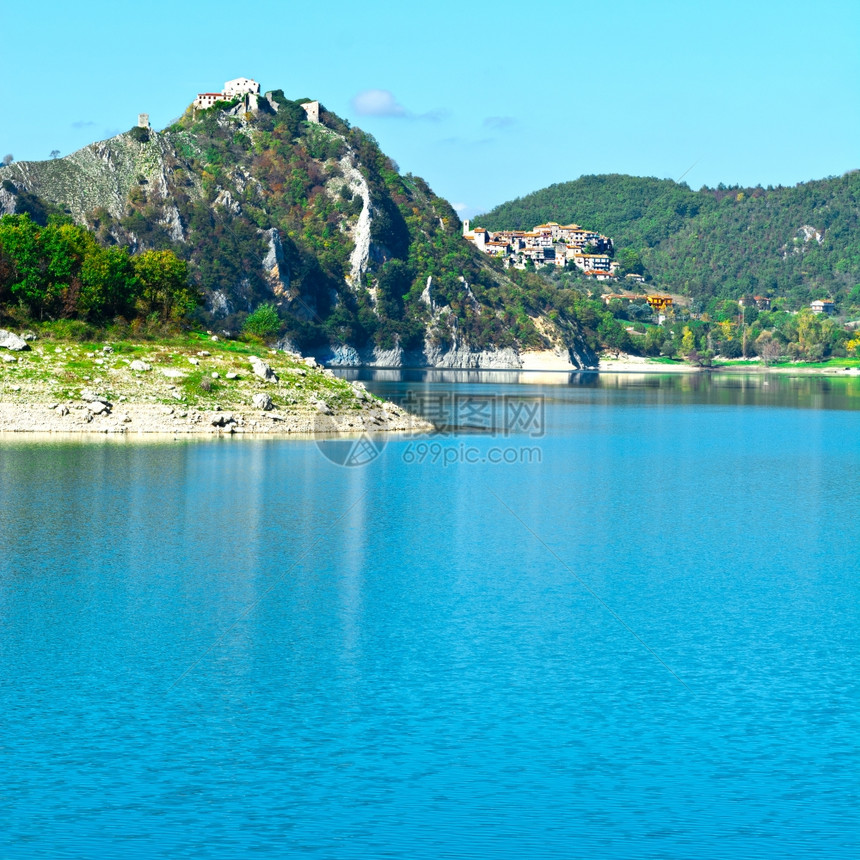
[2, 0, 858, 217]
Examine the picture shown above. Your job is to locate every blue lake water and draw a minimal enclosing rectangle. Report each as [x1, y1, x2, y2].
[1, 372, 858, 858]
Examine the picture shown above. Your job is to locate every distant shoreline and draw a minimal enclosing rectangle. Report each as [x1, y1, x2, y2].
[598, 355, 860, 377]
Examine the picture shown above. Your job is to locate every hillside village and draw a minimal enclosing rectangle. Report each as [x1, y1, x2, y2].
[462, 219, 842, 319]
[463, 219, 621, 278]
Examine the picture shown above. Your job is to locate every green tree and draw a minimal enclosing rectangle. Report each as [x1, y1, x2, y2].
[644, 325, 666, 355]
[681, 325, 696, 355]
[80, 246, 136, 319]
[133, 250, 195, 320]
[243, 303, 281, 338]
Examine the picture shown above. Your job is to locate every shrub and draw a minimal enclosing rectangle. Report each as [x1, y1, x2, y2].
[243, 303, 281, 339]
[129, 126, 150, 144]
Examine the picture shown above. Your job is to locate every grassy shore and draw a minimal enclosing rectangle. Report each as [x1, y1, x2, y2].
[600, 351, 860, 375]
[713, 356, 860, 374]
[0, 329, 428, 436]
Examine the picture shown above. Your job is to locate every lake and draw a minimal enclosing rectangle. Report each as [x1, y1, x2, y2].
[1, 372, 858, 858]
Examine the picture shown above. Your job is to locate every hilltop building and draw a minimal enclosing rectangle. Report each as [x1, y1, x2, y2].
[223, 78, 260, 98]
[194, 78, 261, 110]
[192, 80, 322, 125]
[300, 101, 320, 123]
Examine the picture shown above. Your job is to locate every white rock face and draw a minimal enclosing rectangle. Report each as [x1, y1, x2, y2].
[0, 330, 29, 351]
[314, 337, 598, 370]
[340, 153, 372, 288]
[159, 203, 185, 242]
[798, 224, 823, 244]
[214, 188, 241, 214]
[262, 228, 290, 296]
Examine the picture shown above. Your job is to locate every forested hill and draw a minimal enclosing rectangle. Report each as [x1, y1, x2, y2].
[0, 92, 605, 365]
[476, 173, 860, 306]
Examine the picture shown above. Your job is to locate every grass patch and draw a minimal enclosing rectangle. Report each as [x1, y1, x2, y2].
[788, 357, 860, 369]
[180, 369, 222, 403]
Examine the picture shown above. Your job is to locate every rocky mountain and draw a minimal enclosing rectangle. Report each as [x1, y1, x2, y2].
[0, 91, 598, 369]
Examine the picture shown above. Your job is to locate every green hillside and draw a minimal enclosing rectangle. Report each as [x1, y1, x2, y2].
[477, 173, 860, 309]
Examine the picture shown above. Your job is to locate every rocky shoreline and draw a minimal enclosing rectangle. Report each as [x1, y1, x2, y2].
[0, 331, 430, 438]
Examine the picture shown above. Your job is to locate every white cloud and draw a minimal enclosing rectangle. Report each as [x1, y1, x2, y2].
[351, 89, 407, 118]
[452, 202, 468, 212]
[350, 90, 447, 122]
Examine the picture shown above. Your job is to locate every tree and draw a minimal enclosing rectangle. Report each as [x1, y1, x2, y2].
[597, 315, 631, 354]
[243, 303, 281, 339]
[2, 154, 12, 167]
[616, 248, 644, 276]
[756, 332, 783, 366]
[50, 150, 60, 160]
[644, 325, 666, 355]
[681, 325, 696, 355]
[80, 245, 136, 319]
[132, 250, 195, 320]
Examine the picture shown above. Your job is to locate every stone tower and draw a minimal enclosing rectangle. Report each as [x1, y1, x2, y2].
[138, 113, 150, 129]
[300, 101, 320, 124]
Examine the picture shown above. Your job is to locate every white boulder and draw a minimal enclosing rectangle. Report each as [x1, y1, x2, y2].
[249, 356, 278, 382]
[0, 330, 29, 351]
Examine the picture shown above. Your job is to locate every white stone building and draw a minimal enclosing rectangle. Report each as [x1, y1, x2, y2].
[194, 77, 261, 109]
[223, 77, 260, 97]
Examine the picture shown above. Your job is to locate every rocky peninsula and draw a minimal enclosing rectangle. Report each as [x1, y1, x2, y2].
[0, 329, 429, 437]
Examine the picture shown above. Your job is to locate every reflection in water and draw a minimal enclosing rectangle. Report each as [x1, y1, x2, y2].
[334, 368, 860, 415]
